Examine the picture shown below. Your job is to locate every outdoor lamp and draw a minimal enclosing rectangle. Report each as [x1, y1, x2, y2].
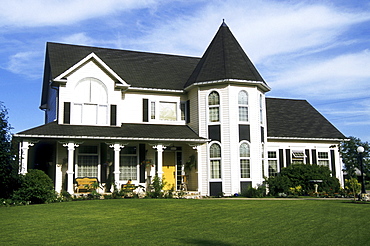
[357, 146, 366, 195]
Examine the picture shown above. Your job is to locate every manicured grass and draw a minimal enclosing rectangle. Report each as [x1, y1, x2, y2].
[1, 199, 369, 245]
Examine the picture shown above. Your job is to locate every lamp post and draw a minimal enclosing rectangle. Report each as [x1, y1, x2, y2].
[357, 146, 366, 196]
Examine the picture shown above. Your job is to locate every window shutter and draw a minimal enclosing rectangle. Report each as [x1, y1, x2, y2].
[330, 150, 336, 176]
[279, 149, 284, 170]
[143, 99, 149, 122]
[63, 102, 71, 124]
[186, 100, 190, 123]
[110, 105, 117, 126]
[305, 149, 310, 164]
[285, 149, 291, 166]
[311, 149, 317, 165]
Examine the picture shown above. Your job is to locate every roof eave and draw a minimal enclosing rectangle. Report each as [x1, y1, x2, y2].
[184, 79, 271, 92]
[267, 136, 349, 142]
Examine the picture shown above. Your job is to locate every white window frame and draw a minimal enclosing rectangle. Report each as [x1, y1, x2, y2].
[119, 146, 138, 181]
[268, 151, 278, 177]
[209, 142, 222, 180]
[208, 91, 220, 123]
[238, 90, 248, 122]
[292, 150, 306, 164]
[240, 142, 251, 179]
[318, 151, 329, 167]
[76, 145, 100, 179]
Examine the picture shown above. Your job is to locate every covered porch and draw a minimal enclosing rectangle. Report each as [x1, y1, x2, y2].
[14, 122, 208, 195]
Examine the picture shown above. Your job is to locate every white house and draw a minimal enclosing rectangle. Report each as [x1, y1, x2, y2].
[14, 21, 346, 196]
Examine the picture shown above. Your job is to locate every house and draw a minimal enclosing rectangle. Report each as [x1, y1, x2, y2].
[14, 21, 346, 196]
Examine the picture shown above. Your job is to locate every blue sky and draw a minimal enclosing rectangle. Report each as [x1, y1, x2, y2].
[1, 0, 370, 142]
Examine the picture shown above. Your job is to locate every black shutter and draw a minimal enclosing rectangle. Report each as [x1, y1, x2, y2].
[186, 100, 190, 123]
[63, 102, 70, 124]
[330, 150, 336, 176]
[305, 149, 310, 164]
[311, 149, 317, 165]
[110, 105, 117, 126]
[143, 99, 148, 122]
[261, 127, 265, 143]
[279, 149, 284, 170]
[286, 149, 291, 167]
[239, 125, 250, 142]
[139, 144, 146, 183]
[210, 182, 222, 197]
[208, 125, 221, 142]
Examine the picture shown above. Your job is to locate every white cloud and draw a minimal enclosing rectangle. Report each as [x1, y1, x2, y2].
[0, 0, 158, 27]
[59, 33, 95, 46]
[5, 51, 42, 79]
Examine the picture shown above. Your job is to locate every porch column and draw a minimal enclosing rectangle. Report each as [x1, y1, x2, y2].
[63, 142, 79, 194]
[153, 144, 166, 179]
[192, 145, 201, 193]
[19, 141, 35, 175]
[55, 164, 63, 193]
[109, 143, 125, 188]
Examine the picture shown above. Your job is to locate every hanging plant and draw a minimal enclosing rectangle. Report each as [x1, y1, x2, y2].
[185, 155, 197, 170]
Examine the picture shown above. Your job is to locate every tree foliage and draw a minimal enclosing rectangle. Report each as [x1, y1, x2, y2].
[340, 136, 370, 178]
[266, 163, 340, 196]
[0, 102, 20, 199]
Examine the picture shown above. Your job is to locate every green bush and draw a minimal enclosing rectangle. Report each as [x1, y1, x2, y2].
[266, 164, 340, 196]
[146, 175, 166, 198]
[12, 169, 57, 204]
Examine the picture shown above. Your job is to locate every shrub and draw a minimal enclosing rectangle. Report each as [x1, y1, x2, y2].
[12, 169, 57, 204]
[146, 175, 166, 198]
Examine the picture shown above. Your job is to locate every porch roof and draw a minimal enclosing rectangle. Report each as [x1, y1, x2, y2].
[14, 122, 208, 143]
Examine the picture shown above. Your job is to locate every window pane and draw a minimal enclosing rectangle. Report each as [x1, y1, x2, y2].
[159, 102, 177, 121]
[120, 156, 137, 180]
[210, 144, 221, 158]
[318, 152, 328, 159]
[83, 103, 97, 124]
[210, 160, 221, 179]
[268, 160, 278, 176]
[77, 156, 98, 177]
[239, 106, 248, 121]
[209, 107, 219, 122]
[208, 91, 219, 105]
[268, 151, 277, 158]
[240, 159, 250, 178]
[240, 143, 250, 157]
[238, 91, 248, 105]
[151, 102, 156, 119]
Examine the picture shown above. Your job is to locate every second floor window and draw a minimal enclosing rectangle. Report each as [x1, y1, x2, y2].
[238, 90, 248, 122]
[240, 142, 250, 178]
[208, 91, 220, 123]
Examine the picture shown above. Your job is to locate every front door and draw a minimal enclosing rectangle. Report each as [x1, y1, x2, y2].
[162, 152, 176, 190]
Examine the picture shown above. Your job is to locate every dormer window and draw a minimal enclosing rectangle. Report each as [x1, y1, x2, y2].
[208, 91, 220, 123]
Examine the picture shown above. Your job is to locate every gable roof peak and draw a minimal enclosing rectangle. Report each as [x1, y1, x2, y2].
[221, 19, 228, 27]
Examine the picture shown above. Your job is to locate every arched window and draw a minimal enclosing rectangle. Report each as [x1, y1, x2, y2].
[238, 90, 248, 121]
[210, 143, 221, 179]
[208, 91, 220, 123]
[240, 142, 250, 178]
[73, 78, 108, 125]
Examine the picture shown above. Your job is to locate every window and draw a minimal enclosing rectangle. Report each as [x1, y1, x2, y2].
[268, 151, 278, 176]
[73, 78, 108, 125]
[318, 152, 329, 167]
[210, 143, 221, 179]
[151, 101, 156, 120]
[259, 94, 263, 124]
[238, 91, 248, 121]
[240, 143, 250, 178]
[292, 150, 305, 164]
[77, 145, 99, 177]
[208, 91, 220, 122]
[120, 146, 138, 181]
[180, 102, 186, 121]
[159, 102, 177, 121]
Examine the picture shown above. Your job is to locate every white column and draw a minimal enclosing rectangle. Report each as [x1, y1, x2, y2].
[109, 143, 125, 188]
[19, 141, 35, 175]
[153, 144, 166, 179]
[192, 145, 201, 193]
[55, 164, 63, 193]
[63, 142, 79, 194]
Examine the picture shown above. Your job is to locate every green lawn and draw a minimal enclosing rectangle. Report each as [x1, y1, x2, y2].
[1, 199, 369, 245]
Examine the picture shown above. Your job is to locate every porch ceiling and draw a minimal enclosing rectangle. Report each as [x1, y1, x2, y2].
[14, 122, 208, 143]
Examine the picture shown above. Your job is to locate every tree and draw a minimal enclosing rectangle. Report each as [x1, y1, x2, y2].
[345, 178, 361, 201]
[266, 163, 340, 196]
[0, 102, 20, 199]
[340, 136, 370, 179]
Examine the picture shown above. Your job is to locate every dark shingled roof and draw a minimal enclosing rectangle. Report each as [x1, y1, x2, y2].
[185, 21, 266, 88]
[266, 98, 346, 139]
[15, 122, 207, 142]
[46, 42, 200, 90]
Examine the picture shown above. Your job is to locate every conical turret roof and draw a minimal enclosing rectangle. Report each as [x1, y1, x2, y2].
[185, 21, 268, 89]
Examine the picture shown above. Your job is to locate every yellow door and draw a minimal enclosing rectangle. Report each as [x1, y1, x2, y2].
[162, 152, 176, 190]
